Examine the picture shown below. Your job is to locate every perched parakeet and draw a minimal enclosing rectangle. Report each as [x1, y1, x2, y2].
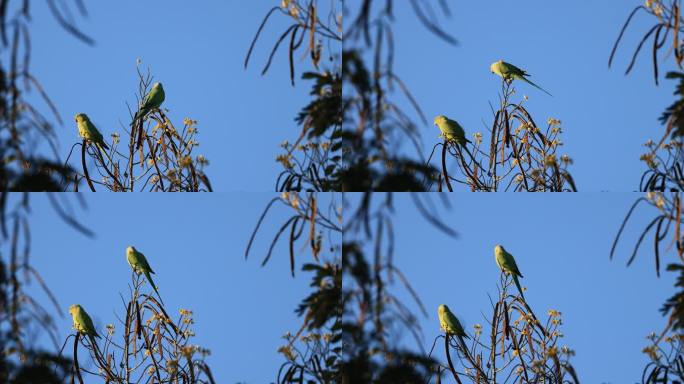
[133, 82, 165, 123]
[438, 304, 471, 356]
[126, 246, 162, 302]
[69, 304, 101, 339]
[75, 113, 109, 151]
[434, 115, 471, 147]
[438, 304, 468, 338]
[490, 60, 552, 96]
[433, 114, 482, 171]
[494, 244, 525, 299]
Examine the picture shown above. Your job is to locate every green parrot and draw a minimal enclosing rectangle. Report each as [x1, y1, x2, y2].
[69, 304, 101, 339]
[438, 304, 469, 338]
[75, 113, 109, 151]
[490, 60, 552, 96]
[494, 244, 525, 299]
[434, 115, 471, 147]
[126, 246, 162, 303]
[433, 115, 484, 173]
[438, 304, 473, 359]
[133, 82, 165, 124]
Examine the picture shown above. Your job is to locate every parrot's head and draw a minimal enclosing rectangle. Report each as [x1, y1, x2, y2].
[494, 244, 504, 254]
[438, 304, 448, 315]
[152, 82, 163, 90]
[433, 115, 447, 127]
[126, 246, 136, 255]
[490, 60, 502, 74]
[74, 113, 89, 123]
[68, 304, 81, 315]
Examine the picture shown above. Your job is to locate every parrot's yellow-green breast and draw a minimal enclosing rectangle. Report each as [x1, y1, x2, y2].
[490, 60, 514, 80]
[69, 304, 98, 336]
[494, 244, 523, 277]
[75, 113, 89, 137]
[434, 115, 467, 144]
[438, 304, 465, 336]
[438, 304, 449, 332]
[74, 112, 108, 150]
[490, 60, 502, 73]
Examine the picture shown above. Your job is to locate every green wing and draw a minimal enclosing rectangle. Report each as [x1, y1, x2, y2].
[136, 251, 155, 274]
[445, 312, 465, 336]
[85, 120, 108, 148]
[500, 61, 527, 77]
[492, 61, 552, 96]
[77, 115, 109, 150]
[444, 118, 467, 144]
[502, 61, 552, 96]
[73, 306, 100, 338]
[438, 305, 467, 337]
[127, 247, 162, 303]
[79, 310, 98, 336]
[127, 248, 153, 273]
[495, 246, 526, 299]
[141, 85, 164, 111]
[501, 249, 522, 277]
[134, 83, 165, 122]
[435, 115, 470, 146]
[495, 246, 522, 277]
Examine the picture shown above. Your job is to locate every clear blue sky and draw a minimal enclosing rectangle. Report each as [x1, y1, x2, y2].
[345, 192, 675, 383]
[21, 193, 340, 383]
[351, 1, 672, 191]
[25, 1, 340, 191]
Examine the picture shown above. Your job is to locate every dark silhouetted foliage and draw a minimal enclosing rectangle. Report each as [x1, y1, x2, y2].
[247, 1, 342, 191]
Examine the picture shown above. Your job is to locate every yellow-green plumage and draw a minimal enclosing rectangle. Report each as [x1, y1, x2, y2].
[494, 244, 525, 299]
[75, 113, 109, 151]
[438, 304, 468, 337]
[133, 82, 165, 123]
[434, 115, 470, 146]
[126, 246, 162, 303]
[69, 304, 100, 339]
[438, 304, 485, 377]
[490, 60, 552, 96]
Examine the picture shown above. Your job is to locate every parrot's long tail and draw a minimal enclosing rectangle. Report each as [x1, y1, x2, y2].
[132, 106, 155, 126]
[130, 112, 147, 149]
[130, 106, 151, 150]
[93, 145, 112, 169]
[94, 142, 111, 166]
[97, 142, 110, 152]
[88, 334, 100, 345]
[145, 271, 164, 305]
[512, 274, 525, 300]
[94, 145, 107, 165]
[456, 334, 469, 353]
[131, 109, 144, 126]
[88, 335, 99, 352]
[521, 77, 552, 97]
